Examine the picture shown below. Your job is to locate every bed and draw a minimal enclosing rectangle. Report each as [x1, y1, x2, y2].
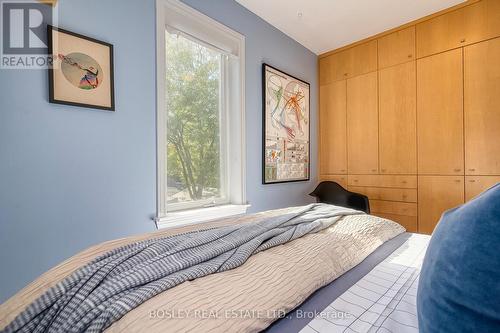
[0, 204, 430, 333]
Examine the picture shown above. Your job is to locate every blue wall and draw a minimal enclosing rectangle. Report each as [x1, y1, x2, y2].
[0, 0, 317, 302]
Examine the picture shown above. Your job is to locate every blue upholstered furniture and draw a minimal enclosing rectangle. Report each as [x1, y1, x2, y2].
[417, 183, 500, 332]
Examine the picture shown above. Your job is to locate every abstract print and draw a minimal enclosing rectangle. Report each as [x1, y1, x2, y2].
[263, 64, 310, 183]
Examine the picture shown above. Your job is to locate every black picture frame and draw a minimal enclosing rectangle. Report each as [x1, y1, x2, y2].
[47, 25, 115, 111]
[262, 63, 311, 185]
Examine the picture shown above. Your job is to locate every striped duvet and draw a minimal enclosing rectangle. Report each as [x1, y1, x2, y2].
[0, 205, 405, 332]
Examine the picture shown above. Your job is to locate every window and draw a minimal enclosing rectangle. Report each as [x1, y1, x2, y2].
[165, 33, 227, 211]
[156, 0, 246, 228]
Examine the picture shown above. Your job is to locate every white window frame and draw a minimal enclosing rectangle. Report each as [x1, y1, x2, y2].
[155, 0, 247, 229]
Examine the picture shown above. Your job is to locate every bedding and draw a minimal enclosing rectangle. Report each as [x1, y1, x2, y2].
[265, 232, 413, 332]
[0, 204, 405, 333]
[295, 233, 429, 333]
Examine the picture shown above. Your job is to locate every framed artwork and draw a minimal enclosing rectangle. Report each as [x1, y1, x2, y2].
[262, 63, 310, 184]
[48, 26, 115, 111]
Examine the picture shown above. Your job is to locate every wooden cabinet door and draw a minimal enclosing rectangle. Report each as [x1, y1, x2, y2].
[319, 175, 348, 189]
[319, 52, 350, 85]
[416, 0, 500, 58]
[348, 186, 418, 203]
[319, 40, 378, 84]
[348, 175, 417, 189]
[347, 72, 379, 174]
[463, 0, 500, 48]
[376, 213, 418, 233]
[464, 38, 500, 175]
[416, 6, 466, 58]
[370, 200, 418, 217]
[349, 40, 378, 78]
[319, 56, 332, 85]
[418, 176, 465, 234]
[319, 81, 347, 175]
[379, 62, 417, 174]
[465, 176, 500, 201]
[378, 26, 416, 69]
[417, 49, 464, 175]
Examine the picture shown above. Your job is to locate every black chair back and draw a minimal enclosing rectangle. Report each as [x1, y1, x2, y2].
[309, 181, 370, 214]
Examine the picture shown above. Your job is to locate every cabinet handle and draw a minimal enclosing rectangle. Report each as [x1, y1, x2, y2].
[354, 179, 358, 182]
[340, 169, 346, 172]
[408, 54, 413, 58]
[468, 168, 476, 172]
[401, 180, 407, 184]
[344, 73, 348, 77]
[460, 38, 466, 43]
[455, 179, 462, 183]
[371, 169, 377, 172]
[381, 169, 386, 173]
[454, 168, 461, 172]
[402, 194, 407, 199]
[469, 179, 476, 183]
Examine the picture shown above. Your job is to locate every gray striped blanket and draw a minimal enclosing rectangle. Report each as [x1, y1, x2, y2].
[2, 204, 362, 333]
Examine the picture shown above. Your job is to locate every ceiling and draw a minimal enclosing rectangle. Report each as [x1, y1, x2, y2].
[235, 0, 466, 55]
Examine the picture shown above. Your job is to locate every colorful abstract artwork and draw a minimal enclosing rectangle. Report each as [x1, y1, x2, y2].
[48, 26, 114, 111]
[59, 53, 103, 90]
[262, 64, 310, 184]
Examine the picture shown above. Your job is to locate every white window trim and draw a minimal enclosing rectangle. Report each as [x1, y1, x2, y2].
[155, 0, 247, 229]
[156, 204, 251, 230]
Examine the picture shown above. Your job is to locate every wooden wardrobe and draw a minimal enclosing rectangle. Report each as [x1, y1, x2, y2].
[319, 0, 500, 234]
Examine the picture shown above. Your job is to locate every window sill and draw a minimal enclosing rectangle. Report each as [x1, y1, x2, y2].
[155, 204, 250, 230]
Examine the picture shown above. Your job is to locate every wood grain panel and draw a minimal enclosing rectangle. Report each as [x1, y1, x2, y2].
[416, 0, 500, 58]
[347, 72, 378, 174]
[378, 26, 415, 69]
[418, 176, 465, 234]
[349, 40, 378, 78]
[464, 38, 500, 175]
[375, 213, 418, 233]
[417, 49, 464, 175]
[319, 52, 350, 84]
[319, 41, 378, 83]
[416, 4, 467, 58]
[348, 175, 417, 189]
[348, 186, 417, 203]
[462, 0, 500, 48]
[379, 62, 417, 174]
[319, 175, 348, 189]
[320, 81, 347, 174]
[465, 176, 500, 201]
[370, 200, 417, 217]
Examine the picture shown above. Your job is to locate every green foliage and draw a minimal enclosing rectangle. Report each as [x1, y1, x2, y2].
[166, 34, 221, 201]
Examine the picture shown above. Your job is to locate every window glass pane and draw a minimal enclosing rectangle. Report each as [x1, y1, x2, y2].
[166, 32, 224, 209]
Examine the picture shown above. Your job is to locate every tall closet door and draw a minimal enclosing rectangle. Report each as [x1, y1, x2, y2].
[418, 176, 465, 234]
[464, 38, 500, 175]
[417, 49, 464, 175]
[320, 81, 347, 175]
[347, 72, 379, 174]
[379, 61, 417, 174]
